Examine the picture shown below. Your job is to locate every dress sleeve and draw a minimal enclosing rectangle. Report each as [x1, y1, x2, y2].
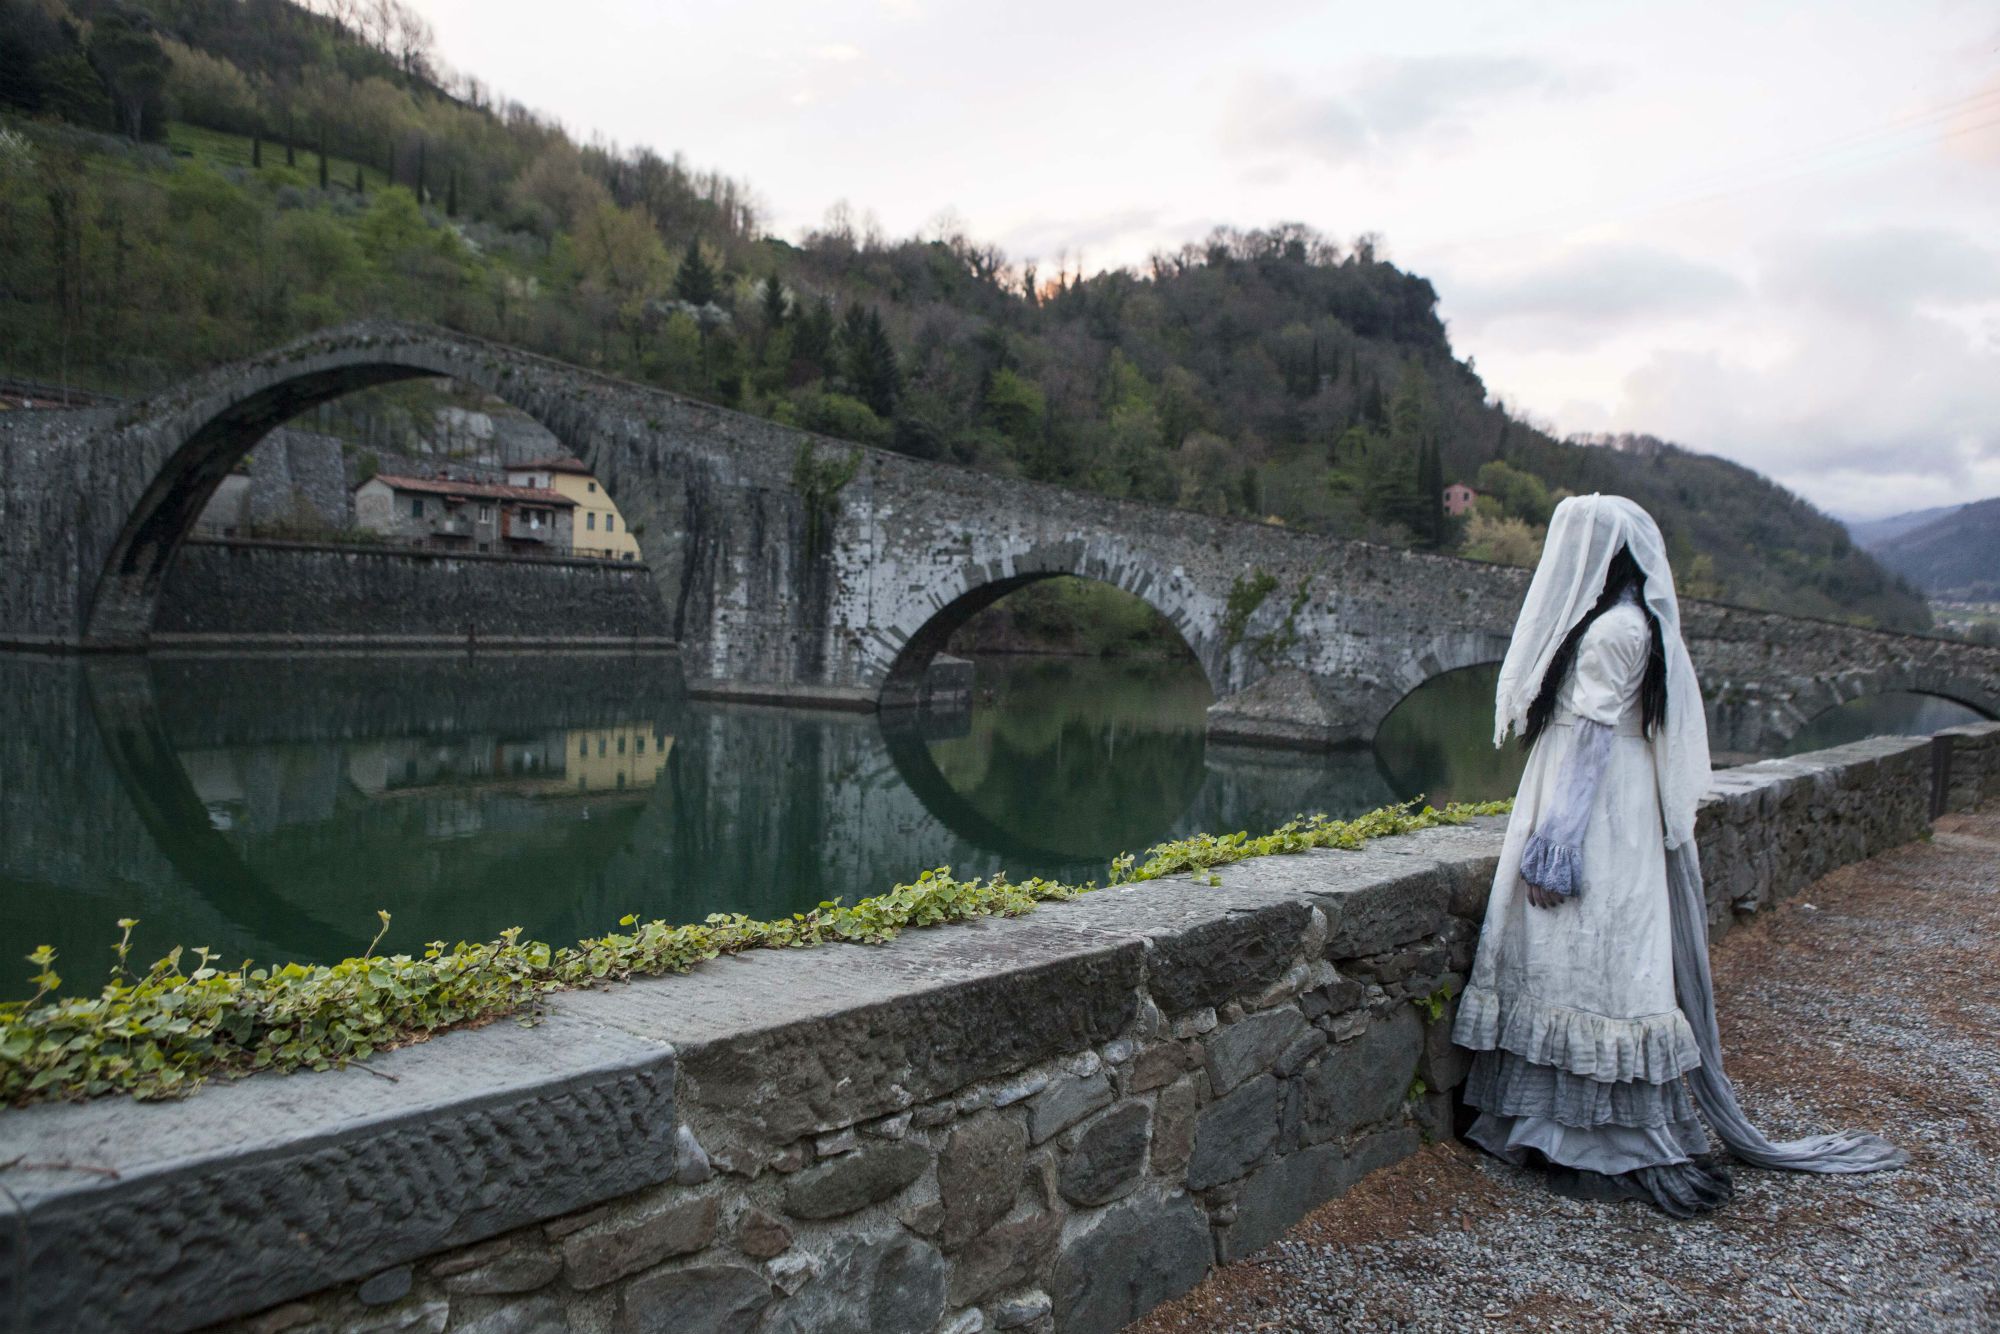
[1567, 607, 1649, 726]
[1519, 719, 1612, 899]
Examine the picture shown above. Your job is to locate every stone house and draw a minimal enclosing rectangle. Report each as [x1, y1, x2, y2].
[354, 473, 575, 554]
[1442, 482, 1477, 517]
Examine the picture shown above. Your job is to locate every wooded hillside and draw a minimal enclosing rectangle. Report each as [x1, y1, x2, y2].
[0, 0, 1931, 632]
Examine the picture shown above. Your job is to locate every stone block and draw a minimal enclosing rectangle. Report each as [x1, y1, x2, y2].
[1028, 1073, 1113, 1145]
[1292, 1007, 1421, 1147]
[1203, 1007, 1307, 1095]
[1145, 902, 1309, 1015]
[357, 1267, 413, 1305]
[1346, 1125, 1423, 1181]
[439, 1250, 562, 1295]
[454, 1297, 566, 1334]
[1151, 1075, 1201, 1180]
[616, 1263, 774, 1334]
[1186, 1074, 1279, 1190]
[737, 1206, 794, 1259]
[1050, 1190, 1213, 1334]
[762, 1232, 947, 1334]
[993, 1289, 1053, 1328]
[945, 1211, 1063, 1307]
[938, 1112, 1027, 1250]
[353, 1300, 450, 1334]
[1417, 1004, 1470, 1093]
[564, 1197, 719, 1290]
[784, 1141, 930, 1221]
[1216, 1142, 1349, 1263]
[1273, 1025, 1329, 1078]
[1059, 1102, 1151, 1206]
[1127, 1040, 1195, 1093]
[1316, 865, 1451, 960]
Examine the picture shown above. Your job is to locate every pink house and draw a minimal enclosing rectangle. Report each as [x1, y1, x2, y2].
[1443, 482, 1477, 517]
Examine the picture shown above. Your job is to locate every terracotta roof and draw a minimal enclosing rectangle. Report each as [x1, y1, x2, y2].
[362, 474, 576, 507]
[512, 455, 595, 475]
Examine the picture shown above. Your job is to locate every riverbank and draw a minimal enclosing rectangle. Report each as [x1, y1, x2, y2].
[1130, 801, 2000, 1334]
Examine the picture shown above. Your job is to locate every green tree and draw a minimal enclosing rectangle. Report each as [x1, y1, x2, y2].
[984, 367, 1044, 445]
[672, 237, 717, 306]
[840, 305, 899, 419]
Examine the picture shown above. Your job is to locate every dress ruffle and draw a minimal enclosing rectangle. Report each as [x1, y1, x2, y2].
[1465, 1049, 1697, 1128]
[1519, 834, 1582, 898]
[1452, 984, 1701, 1083]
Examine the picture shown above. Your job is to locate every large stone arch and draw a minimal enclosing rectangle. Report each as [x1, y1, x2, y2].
[872, 540, 1226, 707]
[82, 324, 660, 646]
[1707, 667, 2000, 754]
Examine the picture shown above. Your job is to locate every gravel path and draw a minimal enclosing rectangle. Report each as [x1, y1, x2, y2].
[1130, 805, 2000, 1334]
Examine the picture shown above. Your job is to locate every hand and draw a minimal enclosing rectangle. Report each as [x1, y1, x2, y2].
[1524, 882, 1567, 911]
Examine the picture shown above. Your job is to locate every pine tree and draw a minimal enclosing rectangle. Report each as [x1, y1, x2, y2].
[793, 297, 835, 371]
[1363, 374, 1386, 428]
[841, 306, 900, 418]
[760, 276, 787, 330]
[673, 239, 717, 306]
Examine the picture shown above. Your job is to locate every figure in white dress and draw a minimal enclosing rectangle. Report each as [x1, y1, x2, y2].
[1454, 494, 1905, 1215]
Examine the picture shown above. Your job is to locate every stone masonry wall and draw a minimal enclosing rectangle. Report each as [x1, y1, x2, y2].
[152, 538, 672, 643]
[10, 723, 1997, 1334]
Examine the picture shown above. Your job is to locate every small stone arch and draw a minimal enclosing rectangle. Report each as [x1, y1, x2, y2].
[1731, 670, 1999, 751]
[873, 542, 1223, 707]
[81, 322, 646, 646]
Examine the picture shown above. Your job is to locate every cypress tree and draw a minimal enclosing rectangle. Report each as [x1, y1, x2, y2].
[415, 139, 427, 203]
[760, 276, 787, 331]
[285, 114, 295, 168]
[673, 239, 718, 306]
[251, 133, 261, 168]
[354, 163, 365, 197]
[446, 168, 457, 217]
[317, 127, 328, 190]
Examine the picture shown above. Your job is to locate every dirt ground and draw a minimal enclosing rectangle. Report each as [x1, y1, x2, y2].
[1128, 806, 2000, 1334]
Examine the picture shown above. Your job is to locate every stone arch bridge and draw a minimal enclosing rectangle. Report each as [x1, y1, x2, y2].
[1, 320, 1993, 754]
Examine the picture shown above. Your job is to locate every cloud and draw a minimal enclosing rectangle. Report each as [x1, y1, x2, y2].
[1446, 244, 1744, 347]
[1221, 56, 1571, 165]
[1601, 227, 2000, 516]
[1761, 227, 2000, 317]
[813, 43, 862, 63]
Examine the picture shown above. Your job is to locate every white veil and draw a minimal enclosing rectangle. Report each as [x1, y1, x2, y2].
[1492, 494, 1711, 848]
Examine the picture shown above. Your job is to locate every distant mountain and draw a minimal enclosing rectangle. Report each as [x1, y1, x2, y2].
[1869, 497, 2000, 599]
[1844, 505, 1963, 550]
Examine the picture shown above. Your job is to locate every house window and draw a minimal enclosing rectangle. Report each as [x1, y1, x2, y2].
[617, 736, 626, 755]
[635, 736, 645, 756]
[599, 738, 607, 757]
[579, 738, 588, 758]
[606, 514, 616, 532]
[587, 513, 596, 531]
[588, 482, 597, 493]
[478, 505, 493, 523]
[411, 497, 424, 518]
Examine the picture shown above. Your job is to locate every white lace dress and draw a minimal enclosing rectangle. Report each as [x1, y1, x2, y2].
[1452, 594, 1708, 1174]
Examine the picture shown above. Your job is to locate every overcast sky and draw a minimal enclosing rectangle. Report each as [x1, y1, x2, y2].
[411, 0, 1999, 520]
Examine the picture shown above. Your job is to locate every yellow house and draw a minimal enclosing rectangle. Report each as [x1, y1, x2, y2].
[566, 724, 672, 792]
[506, 455, 643, 561]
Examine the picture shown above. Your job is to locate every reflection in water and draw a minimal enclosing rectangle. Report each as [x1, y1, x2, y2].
[1781, 691, 1988, 757]
[1374, 663, 1528, 805]
[0, 649, 1605, 994]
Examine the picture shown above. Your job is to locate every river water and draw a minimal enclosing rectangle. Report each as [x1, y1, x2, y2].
[0, 652, 1983, 993]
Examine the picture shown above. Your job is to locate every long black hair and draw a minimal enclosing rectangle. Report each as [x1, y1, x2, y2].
[1520, 545, 1668, 750]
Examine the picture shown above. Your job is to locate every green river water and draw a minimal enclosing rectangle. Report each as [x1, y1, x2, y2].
[0, 651, 1982, 995]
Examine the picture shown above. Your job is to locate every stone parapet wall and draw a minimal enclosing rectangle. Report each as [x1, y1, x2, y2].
[153, 538, 673, 642]
[7, 726, 1990, 1334]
